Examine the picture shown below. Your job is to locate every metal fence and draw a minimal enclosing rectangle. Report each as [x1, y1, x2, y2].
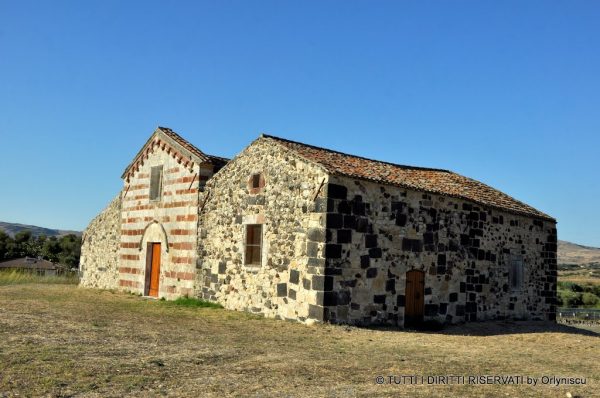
[557, 308, 600, 320]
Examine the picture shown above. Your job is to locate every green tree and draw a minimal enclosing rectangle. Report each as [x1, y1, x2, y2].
[0, 230, 9, 260]
[4, 230, 33, 258]
[58, 234, 82, 268]
[42, 236, 61, 262]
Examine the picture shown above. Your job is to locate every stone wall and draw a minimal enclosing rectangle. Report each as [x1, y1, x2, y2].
[196, 138, 330, 322]
[321, 175, 557, 326]
[80, 193, 122, 290]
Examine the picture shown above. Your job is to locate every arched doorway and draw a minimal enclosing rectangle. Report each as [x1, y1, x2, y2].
[139, 221, 169, 297]
[405, 269, 425, 327]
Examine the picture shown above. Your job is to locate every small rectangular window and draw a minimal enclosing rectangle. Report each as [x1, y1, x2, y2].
[149, 166, 163, 201]
[245, 224, 262, 266]
[509, 255, 523, 291]
[251, 173, 261, 189]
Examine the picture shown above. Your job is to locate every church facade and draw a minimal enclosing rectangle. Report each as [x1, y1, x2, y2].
[80, 127, 557, 326]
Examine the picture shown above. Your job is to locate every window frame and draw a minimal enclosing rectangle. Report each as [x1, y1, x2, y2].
[248, 172, 265, 194]
[244, 224, 263, 268]
[509, 254, 524, 292]
[149, 165, 164, 202]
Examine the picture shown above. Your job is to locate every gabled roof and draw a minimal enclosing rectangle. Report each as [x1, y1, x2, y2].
[158, 126, 211, 162]
[121, 127, 228, 180]
[262, 134, 554, 221]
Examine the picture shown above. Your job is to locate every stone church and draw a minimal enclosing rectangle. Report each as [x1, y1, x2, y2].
[80, 126, 557, 327]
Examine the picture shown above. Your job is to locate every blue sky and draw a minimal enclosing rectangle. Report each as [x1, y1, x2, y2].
[0, 1, 598, 246]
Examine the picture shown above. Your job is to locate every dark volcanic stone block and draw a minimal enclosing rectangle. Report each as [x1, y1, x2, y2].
[439, 303, 448, 314]
[449, 240, 459, 251]
[391, 201, 405, 212]
[353, 201, 366, 215]
[397, 295, 405, 306]
[277, 283, 287, 297]
[423, 232, 434, 244]
[325, 244, 342, 258]
[466, 301, 477, 313]
[374, 295, 386, 304]
[308, 304, 326, 321]
[312, 275, 334, 291]
[307, 242, 319, 258]
[324, 267, 342, 276]
[338, 200, 352, 214]
[360, 255, 370, 269]
[338, 290, 351, 305]
[460, 234, 470, 246]
[449, 292, 458, 302]
[313, 197, 328, 212]
[324, 291, 337, 306]
[368, 247, 382, 258]
[356, 217, 369, 232]
[307, 228, 325, 242]
[365, 234, 378, 248]
[289, 269, 300, 284]
[327, 184, 347, 199]
[343, 215, 356, 229]
[337, 229, 352, 244]
[326, 213, 343, 229]
[386, 278, 395, 292]
[437, 254, 446, 266]
[303, 278, 311, 290]
[366, 268, 378, 278]
[395, 213, 408, 226]
[425, 304, 438, 316]
[477, 249, 485, 260]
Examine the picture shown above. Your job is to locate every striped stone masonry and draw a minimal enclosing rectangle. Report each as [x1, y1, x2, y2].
[117, 143, 208, 299]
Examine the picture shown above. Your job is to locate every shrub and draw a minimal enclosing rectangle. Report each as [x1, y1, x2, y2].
[558, 290, 582, 307]
[581, 292, 600, 307]
[558, 281, 584, 292]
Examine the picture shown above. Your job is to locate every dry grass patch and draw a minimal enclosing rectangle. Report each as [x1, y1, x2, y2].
[0, 284, 598, 398]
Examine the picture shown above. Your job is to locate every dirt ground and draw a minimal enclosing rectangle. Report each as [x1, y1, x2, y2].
[1, 284, 598, 398]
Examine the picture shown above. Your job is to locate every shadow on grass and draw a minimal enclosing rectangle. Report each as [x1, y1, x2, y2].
[363, 321, 600, 337]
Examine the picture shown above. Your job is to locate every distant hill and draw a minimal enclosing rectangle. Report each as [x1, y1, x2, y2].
[0, 221, 82, 238]
[558, 240, 600, 267]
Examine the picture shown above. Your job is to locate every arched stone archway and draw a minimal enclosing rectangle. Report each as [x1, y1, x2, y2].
[138, 220, 169, 253]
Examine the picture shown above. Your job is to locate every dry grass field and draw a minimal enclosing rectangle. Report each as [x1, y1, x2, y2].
[1, 280, 599, 398]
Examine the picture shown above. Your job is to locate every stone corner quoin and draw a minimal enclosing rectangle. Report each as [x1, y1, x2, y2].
[80, 127, 558, 328]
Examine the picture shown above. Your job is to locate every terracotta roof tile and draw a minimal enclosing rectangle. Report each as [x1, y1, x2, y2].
[157, 126, 211, 163]
[262, 134, 554, 221]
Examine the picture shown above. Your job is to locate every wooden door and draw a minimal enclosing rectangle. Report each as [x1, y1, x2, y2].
[148, 243, 161, 297]
[405, 269, 425, 327]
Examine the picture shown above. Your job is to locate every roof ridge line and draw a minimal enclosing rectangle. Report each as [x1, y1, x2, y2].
[261, 133, 451, 173]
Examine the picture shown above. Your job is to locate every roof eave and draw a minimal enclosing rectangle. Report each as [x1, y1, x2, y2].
[329, 171, 556, 223]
